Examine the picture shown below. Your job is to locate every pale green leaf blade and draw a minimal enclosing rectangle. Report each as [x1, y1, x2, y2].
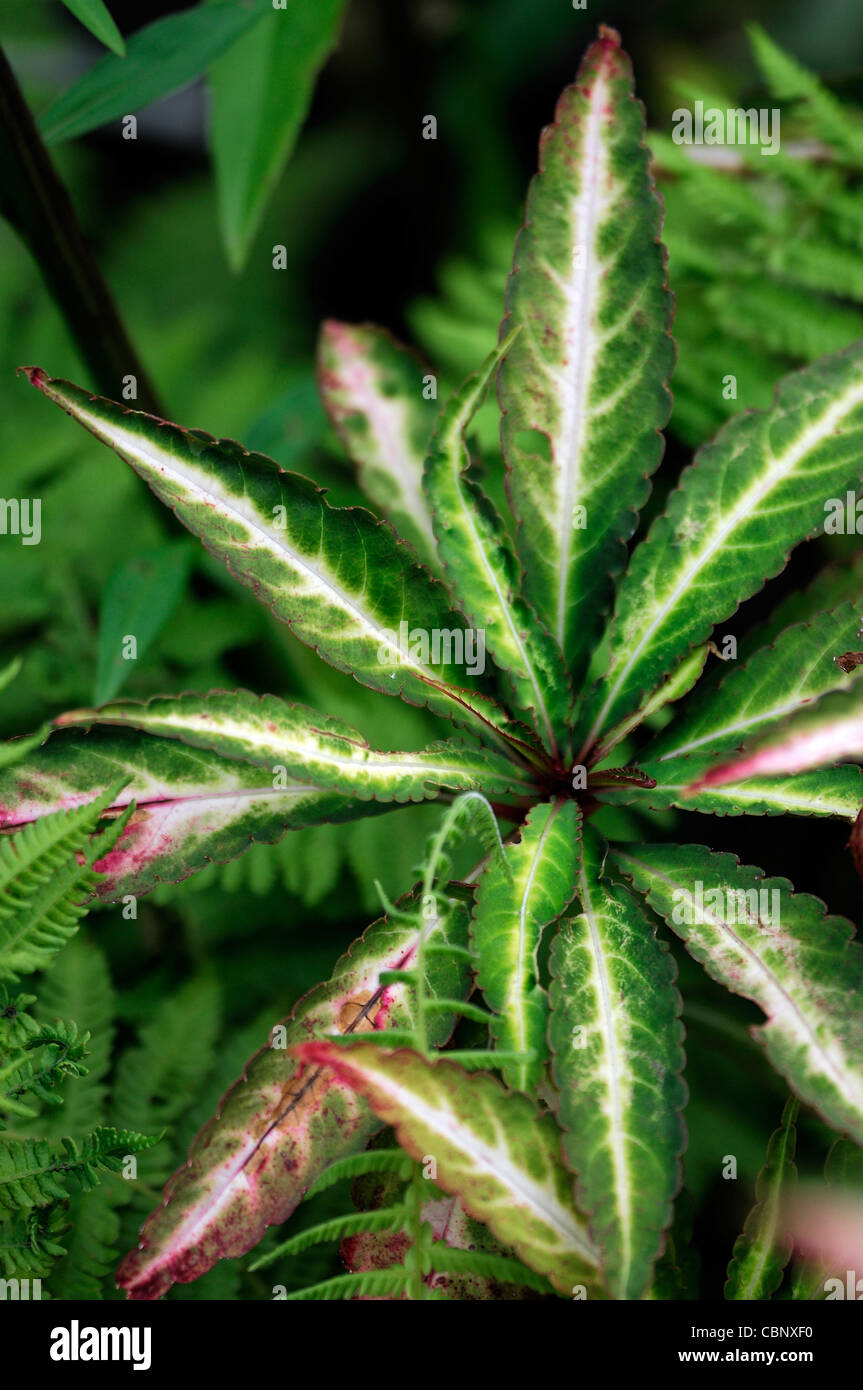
[611, 843, 863, 1145]
[599, 756, 863, 821]
[40, 1, 265, 144]
[292, 1042, 600, 1295]
[23, 370, 517, 746]
[60, 0, 125, 57]
[548, 826, 685, 1300]
[645, 603, 863, 765]
[93, 542, 192, 705]
[605, 602, 863, 818]
[117, 892, 472, 1298]
[470, 799, 580, 1091]
[690, 677, 863, 790]
[210, 2, 348, 270]
[318, 321, 438, 561]
[580, 345, 863, 753]
[747, 24, 863, 166]
[53, 691, 539, 804]
[0, 725, 372, 900]
[425, 333, 573, 755]
[725, 1097, 798, 1301]
[498, 28, 673, 679]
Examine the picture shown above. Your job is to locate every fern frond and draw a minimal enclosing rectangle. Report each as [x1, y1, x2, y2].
[0, 779, 125, 903]
[0, 1206, 67, 1279]
[36, 941, 115, 1139]
[304, 1149, 415, 1199]
[427, 1241, 552, 1292]
[112, 976, 221, 1190]
[0, 785, 133, 981]
[249, 1205, 409, 1269]
[0, 1127, 156, 1212]
[49, 1185, 119, 1299]
[285, 1268, 414, 1300]
[748, 24, 863, 164]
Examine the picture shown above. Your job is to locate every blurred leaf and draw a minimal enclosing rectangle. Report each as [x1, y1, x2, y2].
[59, 0, 125, 57]
[40, 0, 267, 145]
[93, 542, 192, 704]
[0, 655, 21, 693]
[209, 0, 348, 270]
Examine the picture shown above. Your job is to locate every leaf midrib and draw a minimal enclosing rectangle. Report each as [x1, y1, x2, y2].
[585, 375, 863, 750]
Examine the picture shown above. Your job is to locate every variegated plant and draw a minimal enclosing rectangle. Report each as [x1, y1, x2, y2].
[4, 26, 863, 1301]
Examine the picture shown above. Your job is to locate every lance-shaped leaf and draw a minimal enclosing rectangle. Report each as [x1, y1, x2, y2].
[292, 1042, 600, 1295]
[611, 843, 863, 1145]
[117, 893, 471, 1299]
[725, 1097, 798, 1301]
[470, 799, 580, 1091]
[210, 2, 348, 271]
[0, 725, 370, 900]
[498, 26, 673, 678]
[60, 0, 125, 56]
[579, 343, 863, 753]
[548, 827, 685, 1300]
[690, 677, 863, 790]
[40, 1, 264, 144]
[318, 322, 438, 561]
[425, 334, 572, 754]
[734, 555, 863, 666]
[22, 371, 516, 749]
[598, 756, 863, 821]
[52, 691, 538, 805]
[645, 604, 863, 767]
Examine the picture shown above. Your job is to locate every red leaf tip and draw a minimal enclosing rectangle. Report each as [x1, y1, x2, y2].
[18, 365, 49, 390]
[597, 24, 621, 47]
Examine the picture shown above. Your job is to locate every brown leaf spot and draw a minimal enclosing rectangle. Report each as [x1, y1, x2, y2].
[836, 651, 863, 674]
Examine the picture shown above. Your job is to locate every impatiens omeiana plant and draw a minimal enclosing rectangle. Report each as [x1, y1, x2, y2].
[3, 26, 863, 1301]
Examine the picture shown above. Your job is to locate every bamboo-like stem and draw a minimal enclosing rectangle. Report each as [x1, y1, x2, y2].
[0, 46, 162, 414]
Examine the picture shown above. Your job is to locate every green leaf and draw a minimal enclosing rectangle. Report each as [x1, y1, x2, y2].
[498, 28, 673, 680]
[23, 371, 518, 748]
[548, 827, 685, 1299]
[747, 24, 863, 166]
[318, 321, 438, 562]
[94, 542, 192, 704]
[113, 977, 221, 1189]
[293, 1042, 599, 1296]
[646, 603, 863, 766]
[424, 333, 573, 754]
[0, 1128, 157, 1213]
[471, 799, 580, 1091]
[0, 782, 132, 979]
[59, 0, 125, 57]
[611, 843, 863, 1146]
[40, 1, 265, 145]
[54, 692, 537, 802]
[50, 1185, 120, 1299]
[579, 344, 863, 754]
[37, 942, 115, 1140]
[725, 1098, 798, 1301]
[602, 603, 863, 819]
[117, 892, 471, 1299]
[599, 758, 863, 822]
[0, 725, 372, 900]
[689, 675, 863, 790]
[210, 2, 347, 269]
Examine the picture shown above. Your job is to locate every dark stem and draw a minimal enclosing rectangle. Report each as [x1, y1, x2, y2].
[0, 46, 162, 414]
